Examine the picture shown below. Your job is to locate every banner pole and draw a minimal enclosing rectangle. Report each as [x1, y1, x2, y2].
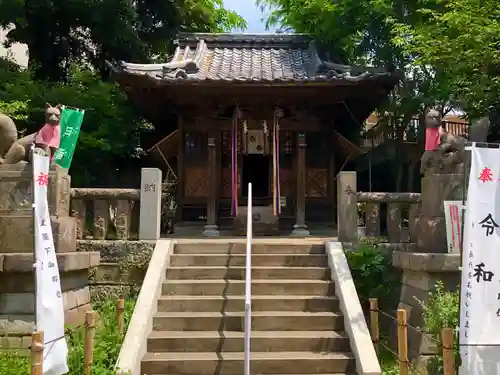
[31, 143, 38, 331]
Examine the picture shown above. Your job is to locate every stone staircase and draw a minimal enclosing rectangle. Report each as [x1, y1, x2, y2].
[140, 242, 359, 375]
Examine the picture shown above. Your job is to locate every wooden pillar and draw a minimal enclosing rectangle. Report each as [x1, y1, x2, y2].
[175, 116, 184, 223]
[328, 131, 337, 227]
[292, 132, 310, 236]
[203, 135, 219, 236]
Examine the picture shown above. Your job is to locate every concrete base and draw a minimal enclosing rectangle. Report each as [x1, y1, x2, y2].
[202, 225, 220, 237]
[392, 251, 460, 360]
[0, 252, 100, 349]
[291, 224, 310, 237]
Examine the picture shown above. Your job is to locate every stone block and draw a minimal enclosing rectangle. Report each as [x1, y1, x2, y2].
[0, 164, 67, 216]
[0, 270, 90, 293]
[0, 215, 32, 253]
[51, 216, 77, 252]
[139, 168, 162, 240]
[393, 251, 461, 360]
[1, 251, 100, 273]
[0, 314, 34, 335]
[234, 205, 279, 235]
[48, 172, 71, 217]
[416, 216, 448, 253]
[63, 286, 91, 311]
[337, 172, 357, 243]
[65, 302, 92, 328]
[0, 292, 34, 314]
[421, 174, 464, 218]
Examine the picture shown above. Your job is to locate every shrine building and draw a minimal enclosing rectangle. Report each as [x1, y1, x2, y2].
[107, 33, 399, 236]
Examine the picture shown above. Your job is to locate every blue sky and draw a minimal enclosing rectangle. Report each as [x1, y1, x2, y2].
[223, 0, 275, 32]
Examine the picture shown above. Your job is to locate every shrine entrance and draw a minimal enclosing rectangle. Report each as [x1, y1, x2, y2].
[110, 33, 400, 236]
[241, 154, 270, 200]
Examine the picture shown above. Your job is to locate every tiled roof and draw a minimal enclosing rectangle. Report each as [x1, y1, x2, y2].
[108, 33, 396, 84]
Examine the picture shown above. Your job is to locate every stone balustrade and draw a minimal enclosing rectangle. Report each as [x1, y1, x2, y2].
[337, 171, 421, 244]
[70, 188, 141, 240]
[357, 192, 421, 243]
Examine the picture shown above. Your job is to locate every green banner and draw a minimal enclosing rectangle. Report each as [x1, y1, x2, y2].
[53, 107, 84, 169]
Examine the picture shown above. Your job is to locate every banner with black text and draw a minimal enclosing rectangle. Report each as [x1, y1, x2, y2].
[459, 145, 500, 375]
[33, 152, 69, 374]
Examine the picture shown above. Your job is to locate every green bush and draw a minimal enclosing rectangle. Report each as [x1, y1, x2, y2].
[416, 281, 459, 373]
[346, 243, 401, 306]
[0, 297, 135, 374]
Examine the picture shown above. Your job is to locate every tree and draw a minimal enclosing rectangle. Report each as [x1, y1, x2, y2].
[0, 58, 153, 186]
[390, 0, 500, 126]
[258, 0, 456, 190]
[0, 0, 246, 81]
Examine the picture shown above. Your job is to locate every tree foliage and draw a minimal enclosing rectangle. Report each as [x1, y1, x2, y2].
[258, 0, 459, 190]
[0, 0, 246, 81]
[390, 0, 500, 121]
[0, 0, 245, 185]
[0, 59, 151, 186]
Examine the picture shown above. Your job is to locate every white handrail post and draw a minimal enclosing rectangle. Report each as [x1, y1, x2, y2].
[244, 182, 252, 375]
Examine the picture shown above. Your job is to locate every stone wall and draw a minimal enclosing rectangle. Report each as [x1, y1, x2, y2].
[0, 252, 100, 350]
[393, 251, 460, 360]
[77, 240, 155, 301]
[0, 164, 100, 350]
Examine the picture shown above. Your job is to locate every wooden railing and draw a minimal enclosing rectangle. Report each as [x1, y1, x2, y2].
[70, 188, 140, 240]
[357, 192, 420, 243]
[362, 119, 469, 148]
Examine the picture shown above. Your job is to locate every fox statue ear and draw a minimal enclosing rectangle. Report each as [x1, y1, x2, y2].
[45, 103, 52, 110]
[55, 104, 62, 110]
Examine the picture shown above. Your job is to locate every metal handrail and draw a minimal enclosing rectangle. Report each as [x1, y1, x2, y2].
[244, 182, 252, 375]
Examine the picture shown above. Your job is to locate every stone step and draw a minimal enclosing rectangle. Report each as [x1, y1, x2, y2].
[141, 351, 356, 375]
[170, 254, 328, 267]
[153, 311, 344, 331]
[174, 243, 325, 255]
[147, 330, 351, 352]
[162, 279, 334, 296]
[157, 295, 340, 312]
[166, 266, 331, 280]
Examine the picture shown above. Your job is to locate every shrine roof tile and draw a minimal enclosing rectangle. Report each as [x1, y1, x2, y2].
[107, 33, 398, 84]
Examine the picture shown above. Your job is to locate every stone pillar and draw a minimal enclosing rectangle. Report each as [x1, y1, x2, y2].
[139, 168, 162, 240]
[292, 133, 310, 236]
[416, 173, 464, 252]
[393, 251, 460, 361]
[0, 164, 100, 350]
[203, 136, 219, 236]
[337, 171, 358, 243]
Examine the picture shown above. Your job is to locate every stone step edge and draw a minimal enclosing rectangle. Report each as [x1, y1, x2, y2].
[162, 279, 333, 284]
[142, 351, 355, 360]
[154, 311, 343, 318]
[157, 295, 338, 300]
[148, 331, 348, 339]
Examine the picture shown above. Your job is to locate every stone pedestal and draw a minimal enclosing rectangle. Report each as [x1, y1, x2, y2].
[416, 174, 465, 253]
[0, 164, 100, 350]
[393, 251, 460, 360]
[234, 205, 279, 236]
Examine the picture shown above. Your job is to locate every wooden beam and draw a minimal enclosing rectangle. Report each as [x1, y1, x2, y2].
[185, 117, 323, 132]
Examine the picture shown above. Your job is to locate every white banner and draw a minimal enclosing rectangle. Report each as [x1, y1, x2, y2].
[459, 145, 500, 375]
[33, 153, 69, 375]
[444, 200, 463, 253]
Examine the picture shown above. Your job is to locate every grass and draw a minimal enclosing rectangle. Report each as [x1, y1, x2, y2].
[0, 297, 135, 374]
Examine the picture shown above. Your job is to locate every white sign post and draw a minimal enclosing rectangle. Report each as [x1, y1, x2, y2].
[459, 145, 500, 375]
[444, 200, 463, 253]
[33, 152, 69, 375]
